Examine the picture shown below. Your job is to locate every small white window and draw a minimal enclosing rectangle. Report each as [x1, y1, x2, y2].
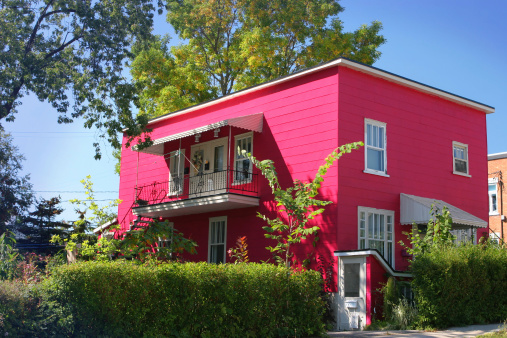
[358, 207, 394, 266]
[209, 216, 227, 264]
[450, 228, 476, 245]
[453, 141, 470, 176]
[489, 179, 498, 215]
[234, 132, 253, 183]
[364, 119, 388, 176]
[157, 222, 174, 257]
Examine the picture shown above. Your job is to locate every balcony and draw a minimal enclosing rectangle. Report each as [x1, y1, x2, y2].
[132, 168, 260, 218]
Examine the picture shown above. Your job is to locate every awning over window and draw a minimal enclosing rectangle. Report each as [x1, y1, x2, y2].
[400, 193, 487, 228]
[136, 112, 264, 156]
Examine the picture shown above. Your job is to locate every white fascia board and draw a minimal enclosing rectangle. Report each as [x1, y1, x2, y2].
[92, 218, 117, 234]
[488, 152, 507, 161]
[334, 250, 412, 278]
[140, 58, 493, 128]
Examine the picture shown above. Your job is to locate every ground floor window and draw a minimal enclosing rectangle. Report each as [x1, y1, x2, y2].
[358, 207, 395, 266]
[209, 216, 227, 264]
[157, 222, 174, 257]
[451, 228, 477, 245]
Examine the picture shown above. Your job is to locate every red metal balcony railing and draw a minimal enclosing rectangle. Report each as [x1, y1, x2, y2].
[134, 168, 259, 207]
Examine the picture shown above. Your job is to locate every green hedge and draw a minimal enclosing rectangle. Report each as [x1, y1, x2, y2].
[41, 261, 326, 337]
[411, 244, 507, 328]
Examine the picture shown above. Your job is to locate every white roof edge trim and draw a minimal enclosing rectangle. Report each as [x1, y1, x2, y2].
[143, 58, 493, 127]
[334, 250, 412, 278]
[92, 218, 117, 233]
[488, 152, 507, 161]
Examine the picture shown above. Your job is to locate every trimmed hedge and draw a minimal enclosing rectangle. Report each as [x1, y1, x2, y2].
[411, 244, 507, 328]
[41, 261, 326, 337]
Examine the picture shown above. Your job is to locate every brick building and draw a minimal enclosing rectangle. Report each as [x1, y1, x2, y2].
[488, 152, 507, 242]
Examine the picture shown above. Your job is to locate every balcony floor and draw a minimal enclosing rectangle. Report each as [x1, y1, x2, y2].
[132, 193, 259, 218]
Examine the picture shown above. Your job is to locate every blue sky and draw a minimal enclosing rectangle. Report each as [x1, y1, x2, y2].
[3, 0, 506, 223]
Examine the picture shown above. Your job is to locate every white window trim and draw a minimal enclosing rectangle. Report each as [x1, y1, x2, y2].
[357, 206, 395, 267]
[452, 141, 471, 177]
[364, 118, 389, 177]
[208, 216, 227, 264]
[168, 149, 185, 196]
[489, 178, 499, 215]
[233, 131, 253, 185]
[157, 222, 174, 254]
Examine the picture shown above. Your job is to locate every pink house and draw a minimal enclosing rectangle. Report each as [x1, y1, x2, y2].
[117, 58, 493, 330]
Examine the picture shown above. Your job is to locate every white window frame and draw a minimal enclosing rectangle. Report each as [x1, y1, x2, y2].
[208, 216, 227, 264]
[452, 141, 471, 177]
[169, 149, 185, 196]
[157, 222, 174, 256]
[358, 207, 395, 266]
[489, 178, 499, 215]
[450, 228, 477, 245]
[233, 132, 253, 184]
[364, 118, 389, 177]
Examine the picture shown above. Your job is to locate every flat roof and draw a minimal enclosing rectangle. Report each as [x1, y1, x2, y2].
[144, 57, 494, 127]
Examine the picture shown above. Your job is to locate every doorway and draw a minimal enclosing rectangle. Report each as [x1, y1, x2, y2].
[338, 256, 366, 330]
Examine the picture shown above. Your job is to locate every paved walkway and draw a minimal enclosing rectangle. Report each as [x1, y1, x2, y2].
[328, 323, 504, 337]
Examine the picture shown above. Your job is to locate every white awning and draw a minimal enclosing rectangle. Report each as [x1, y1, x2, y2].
[400, 193, 487, 228]
[136, 112, 264, 156]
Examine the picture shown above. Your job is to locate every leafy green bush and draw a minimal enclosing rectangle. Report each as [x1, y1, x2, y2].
[0, 280, 39, 336]
[41, 261, 326, 337]
[411, 243, 507, 328]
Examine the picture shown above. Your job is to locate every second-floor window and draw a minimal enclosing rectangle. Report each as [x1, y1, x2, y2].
[489, 179, 498, 215]
[365, 119, 387, 176]
[453, 141, 469, 176]
[234, 132, 253, 183]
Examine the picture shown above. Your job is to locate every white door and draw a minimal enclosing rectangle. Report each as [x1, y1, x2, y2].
[169, 149, 185, 196]
[190, 138, 227, 196]
[338, 256, 366, 330]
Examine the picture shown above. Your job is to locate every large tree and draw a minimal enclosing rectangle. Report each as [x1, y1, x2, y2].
[131, 0, 386, 118]
[0, 0, 164, 157]
[0, 131, 33, 234]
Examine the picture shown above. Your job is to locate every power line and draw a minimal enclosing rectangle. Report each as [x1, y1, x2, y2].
[34, 191, 118, 193]
[10, 131, 95, 134]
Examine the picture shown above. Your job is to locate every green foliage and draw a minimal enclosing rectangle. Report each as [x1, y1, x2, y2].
[0, 131, 33, 234]
[0, 280, 39, 336]
[0, 231, 19, 280]
[228, 236, 249, 263]
[70, 175, 121, 234]
[382, 276, 398, 319]
[244, 142, 363, 267]
[40, 261, 326, 336]
[16, 196, 70, 248]
[120, 218, 198, 262]
[390, 298, 418, 330]
[0, 0, 164, 158]
[411, 243, 507, 328]
[400, 205, 455, 256]
[50, 233, 120, 262]
[132, 1, 386, 118]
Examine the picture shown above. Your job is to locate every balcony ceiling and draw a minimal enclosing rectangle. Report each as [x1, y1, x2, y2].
[132, 193, 259, 218]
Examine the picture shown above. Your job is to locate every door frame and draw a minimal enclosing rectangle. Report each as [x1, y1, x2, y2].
[337, 255, 367, 330]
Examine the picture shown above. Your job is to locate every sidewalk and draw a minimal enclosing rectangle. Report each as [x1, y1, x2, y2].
[327, 323, 503, 337]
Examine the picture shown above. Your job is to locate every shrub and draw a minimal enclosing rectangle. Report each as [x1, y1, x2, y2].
[41, 261, 326, 337]
[0, 280, 39, 336]
[411, 243, 507, 328]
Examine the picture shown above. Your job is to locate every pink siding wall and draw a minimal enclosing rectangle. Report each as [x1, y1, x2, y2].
[337, 67, 489, 271]
[118, 63, 489, 295]
[118, 68, 342, 279]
